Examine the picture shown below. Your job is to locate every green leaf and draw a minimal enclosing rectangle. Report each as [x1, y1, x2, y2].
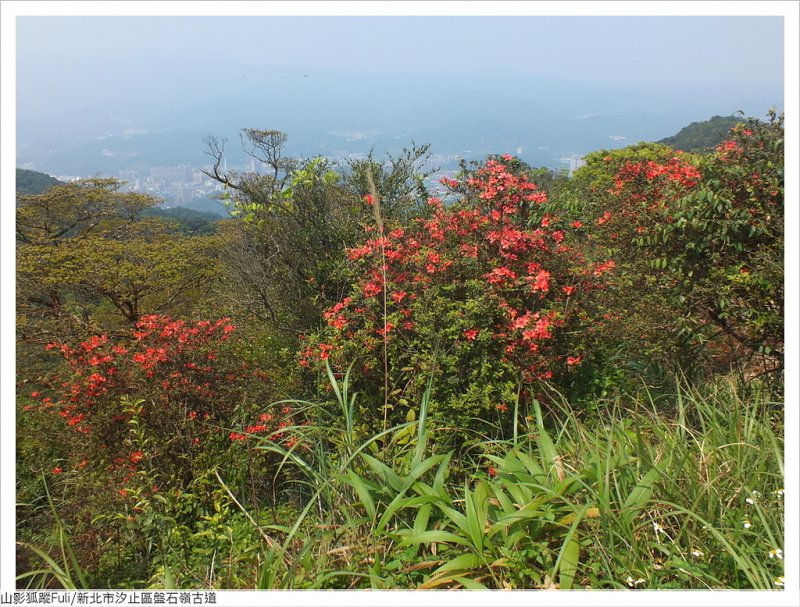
[622, 466, 662, 526]
[341, 470, 376, 519]
[532, 399, 560, 483]
[399, 530, 470, 547]
[454, 576, 489, 589]
[557, 536, 580, 590]
[434, 553, 482, 573]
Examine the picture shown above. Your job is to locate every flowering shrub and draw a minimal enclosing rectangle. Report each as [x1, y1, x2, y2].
[652, 111, 784, 369]
[573, 144, 702, 252]
[28, 315, 286, 488]
[300, 157, 612, 429]
[563, 112, 783, 384]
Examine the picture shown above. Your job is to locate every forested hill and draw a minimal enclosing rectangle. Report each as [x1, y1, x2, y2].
[16, 168, 62, 195]
[141, 206, 223, 235]
[657, 115, 744, 153]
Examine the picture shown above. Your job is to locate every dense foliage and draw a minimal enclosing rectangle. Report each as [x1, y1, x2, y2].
[16, 114, 784, 591]
[301, 155, 611, 432]
[16, 168, 63, 196]
[658, 114, 745, 153]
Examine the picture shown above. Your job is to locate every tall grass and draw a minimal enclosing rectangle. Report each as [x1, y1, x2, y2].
[217, 372, 783, 589]
[18, 373, 782, 589]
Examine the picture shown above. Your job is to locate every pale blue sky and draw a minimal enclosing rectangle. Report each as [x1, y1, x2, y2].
[17, 16, 784, 110]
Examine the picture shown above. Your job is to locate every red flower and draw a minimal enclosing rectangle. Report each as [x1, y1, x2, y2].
[377, 323, 395, 337]
[391, 290, 408, 303]
[567, 355, 582, 366]
[528, 269, 551, 293]
[571, 220, 583, 229]
[485, 266, 518, 286]
[51, 467, 63, 474]
[463, 328, 480, 341]
[593, 260, 616, 277]
[488, 466, 497, 477]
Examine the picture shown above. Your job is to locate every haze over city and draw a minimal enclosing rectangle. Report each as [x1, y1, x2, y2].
[14, 13, 784, 212]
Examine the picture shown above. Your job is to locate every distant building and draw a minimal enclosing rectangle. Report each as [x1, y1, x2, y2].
[561, 154, 586, 176]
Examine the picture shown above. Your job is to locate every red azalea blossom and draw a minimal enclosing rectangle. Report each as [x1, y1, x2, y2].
[593, 260, 616, 276]
[296, 155, 611, 427]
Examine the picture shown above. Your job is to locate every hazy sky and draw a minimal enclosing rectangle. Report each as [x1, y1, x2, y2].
[16, 15, 784, 113]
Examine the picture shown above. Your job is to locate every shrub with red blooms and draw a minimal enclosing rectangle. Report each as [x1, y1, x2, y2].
[572, 144, 702, 255]
[651, 112, 784, 368]
[29, 315, 289, 488]
[300, 157, 613, 430]
[562, 112, 783, 385]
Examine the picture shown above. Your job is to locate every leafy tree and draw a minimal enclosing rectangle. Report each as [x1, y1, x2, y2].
[204, 147, 363, 333]
[344, 143, 435, 222]
[142, 206, 222, 235]
[16, 179, 221, 348]
[551, 144, 705, 388]
[16, 177, 152, 244]
[653, 111, 784, 374]
[203, 129, 435, 336]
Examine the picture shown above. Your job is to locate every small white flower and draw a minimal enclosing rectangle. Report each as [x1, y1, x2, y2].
[743, 519, 752, 529]
[775, 576, 784, 587]
[691, 549, 704, 558]
[774, 488, 784, 497]
[653, 522, 664, 534]
[752, 490, 762, 497]
[768, 548, 783, 560]
[745, 497, 754, 505]
[625, 576, 645, 587]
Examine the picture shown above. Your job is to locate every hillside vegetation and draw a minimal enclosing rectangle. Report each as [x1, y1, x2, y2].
[658, 115, 745, 153]
[15, 113, 784, 590]
[16, 169, 62, 196]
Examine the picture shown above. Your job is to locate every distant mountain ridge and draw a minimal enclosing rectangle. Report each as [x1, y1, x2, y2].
[16, 168, 63, 195]
[16, 64, 781, 176]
